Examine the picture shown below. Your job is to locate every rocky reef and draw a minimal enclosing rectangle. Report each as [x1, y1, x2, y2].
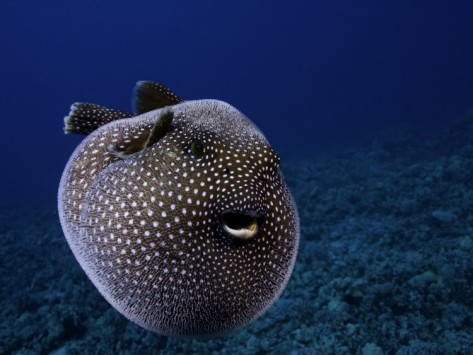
[1, 112, 473, 354]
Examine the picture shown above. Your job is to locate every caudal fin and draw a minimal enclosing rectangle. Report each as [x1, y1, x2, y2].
[64, 103, 133, 135]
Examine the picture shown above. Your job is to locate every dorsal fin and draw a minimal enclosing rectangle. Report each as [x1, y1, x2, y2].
[108, 108, 174, 159]
[64, 103, 133, 135]
[133, 81, 184, 115]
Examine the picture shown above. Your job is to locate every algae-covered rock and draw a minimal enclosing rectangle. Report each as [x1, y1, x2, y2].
[361, 343, 383, 355]
[459, 236, 473, 251]
[411, 270, 444, 290]
[431, 209, 456, 224]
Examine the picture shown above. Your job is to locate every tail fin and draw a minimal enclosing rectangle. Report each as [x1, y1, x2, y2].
[64, 103, 133, 135]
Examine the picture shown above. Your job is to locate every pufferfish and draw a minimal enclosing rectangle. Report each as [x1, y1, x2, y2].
[58, 81, 299, 336]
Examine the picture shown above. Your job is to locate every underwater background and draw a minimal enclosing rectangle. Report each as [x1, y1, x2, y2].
[1, 1, 473, 354]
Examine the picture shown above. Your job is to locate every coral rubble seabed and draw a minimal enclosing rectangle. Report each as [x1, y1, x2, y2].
[1, 115, 473, 354]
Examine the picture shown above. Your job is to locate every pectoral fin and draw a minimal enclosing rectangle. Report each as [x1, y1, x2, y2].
[108, 108, 174, 159]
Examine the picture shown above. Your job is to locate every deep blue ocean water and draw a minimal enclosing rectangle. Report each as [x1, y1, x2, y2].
[1, 1, 473, 353]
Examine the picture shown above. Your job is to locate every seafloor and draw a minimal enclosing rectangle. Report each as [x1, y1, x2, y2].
[1, 112, 473, 354]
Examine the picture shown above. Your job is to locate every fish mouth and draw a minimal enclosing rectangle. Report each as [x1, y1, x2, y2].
[221, 211, 262, 240]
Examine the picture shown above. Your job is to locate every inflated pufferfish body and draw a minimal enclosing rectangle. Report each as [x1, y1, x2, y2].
[58, 81, 299, 336]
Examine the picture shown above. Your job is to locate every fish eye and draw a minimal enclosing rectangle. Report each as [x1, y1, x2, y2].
[190, 139, 204, 158]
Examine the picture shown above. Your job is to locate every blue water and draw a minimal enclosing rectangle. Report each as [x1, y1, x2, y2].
[1, 1, 473, 353]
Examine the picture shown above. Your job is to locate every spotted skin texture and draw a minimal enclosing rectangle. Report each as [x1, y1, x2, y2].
[58, 99, 299, 336]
